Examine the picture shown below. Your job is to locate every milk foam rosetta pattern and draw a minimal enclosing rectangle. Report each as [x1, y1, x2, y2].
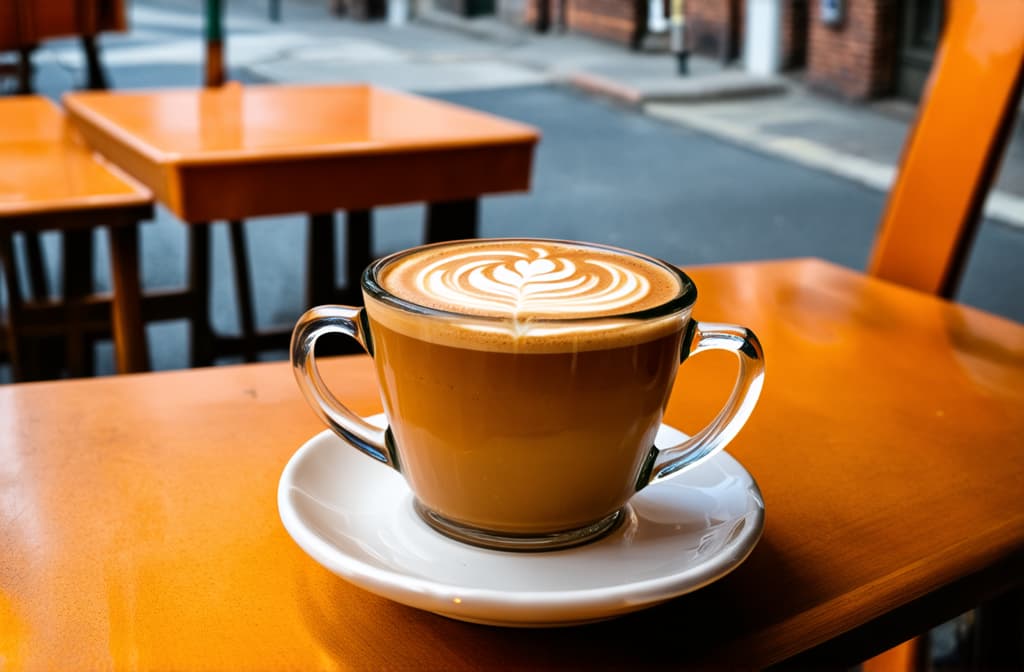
[415, 245, 653, 316]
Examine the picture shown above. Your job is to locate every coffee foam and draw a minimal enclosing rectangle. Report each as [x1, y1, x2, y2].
[367, 240, 689, 353]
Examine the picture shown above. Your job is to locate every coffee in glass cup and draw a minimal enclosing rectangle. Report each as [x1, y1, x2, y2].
[291, 238, 763, 551]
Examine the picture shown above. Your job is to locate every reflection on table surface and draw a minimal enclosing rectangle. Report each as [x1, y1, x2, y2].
[1, 259, 1022, 669]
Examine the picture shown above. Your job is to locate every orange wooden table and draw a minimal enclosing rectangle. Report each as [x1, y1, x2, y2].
[62, 83, 540, 364]
[0, 95, 152, 378]
[2, 258, 1022, 668]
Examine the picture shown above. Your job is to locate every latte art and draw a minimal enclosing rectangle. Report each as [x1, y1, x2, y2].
[380, 240, 683, 320]
[370, 239, 689, 352]
[417, 247, 651, 317]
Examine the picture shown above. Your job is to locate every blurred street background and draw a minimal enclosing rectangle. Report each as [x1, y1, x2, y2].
[2, 0, 1021, 380]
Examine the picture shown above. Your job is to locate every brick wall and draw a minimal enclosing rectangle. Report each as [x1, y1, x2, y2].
[687, 0, 741, 61]
[522, 0, 636, 45]
[806, 0, 899, 99]
[567, 0, 638, 45]
[522, 0, 537, 26]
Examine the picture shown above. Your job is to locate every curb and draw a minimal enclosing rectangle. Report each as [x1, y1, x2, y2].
[565, 70, 788, 106]
[567, 72, 643, 106]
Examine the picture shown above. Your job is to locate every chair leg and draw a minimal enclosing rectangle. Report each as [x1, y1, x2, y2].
[80, 35, 109, 90]
[0, 231, 27, 381]
[188, 225, 213, 368]
[61, 229, 95, 377]
[306, 212, 337, 308]
[228, 220, 258, 363]
[24, 230, 64, 379]
[425, 199, 478, 243]
[23, 232, 49, 302]
[16, 46, 34, 94]
[108, 224, 149, 373]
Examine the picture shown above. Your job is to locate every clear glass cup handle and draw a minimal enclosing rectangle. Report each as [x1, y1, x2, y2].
[290, 305, 397, 470]
[637, 321, 765, 489]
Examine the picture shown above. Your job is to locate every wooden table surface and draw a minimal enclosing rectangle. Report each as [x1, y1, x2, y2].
[0, 96, 150, 222]
[62, 83, 540, 222]
[2, 258, 1022, 669]
[0, 95, 152, 375]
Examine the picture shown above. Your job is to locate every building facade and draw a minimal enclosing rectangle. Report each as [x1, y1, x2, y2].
[513, 0, 944, 101]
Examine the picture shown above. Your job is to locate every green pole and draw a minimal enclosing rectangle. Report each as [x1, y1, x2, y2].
[205, 0, 224, 43]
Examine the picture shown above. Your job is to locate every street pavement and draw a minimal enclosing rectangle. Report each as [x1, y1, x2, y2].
[1, 0, 1021, 382]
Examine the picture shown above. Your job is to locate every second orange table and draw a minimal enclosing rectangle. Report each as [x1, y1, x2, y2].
[0, 95, 152, 377]
[63, 83, 540, 363]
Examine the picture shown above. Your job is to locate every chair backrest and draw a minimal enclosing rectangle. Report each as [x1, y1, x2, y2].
[868, 0, 1024, 298]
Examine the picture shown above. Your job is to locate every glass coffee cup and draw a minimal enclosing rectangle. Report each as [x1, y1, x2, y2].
[291, 238, 764, 551]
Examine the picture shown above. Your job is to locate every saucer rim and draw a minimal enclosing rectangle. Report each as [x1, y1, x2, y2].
[278, 421, 764, 618]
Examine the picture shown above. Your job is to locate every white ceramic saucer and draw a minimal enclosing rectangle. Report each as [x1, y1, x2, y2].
[278, 414, 764, 627]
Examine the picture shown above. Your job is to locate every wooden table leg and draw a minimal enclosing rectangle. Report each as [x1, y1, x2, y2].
[188, 225, 213, 367]
[108, 224, 149, 373]
[344, 210, 372, 301]
[228, 220, 258, 363]
[425, 199, 478, 243]
[301, 211, 368, 357]
[306, 212, 336, 308]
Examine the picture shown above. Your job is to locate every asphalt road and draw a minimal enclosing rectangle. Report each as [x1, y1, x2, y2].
[4, 67, 1022, 380]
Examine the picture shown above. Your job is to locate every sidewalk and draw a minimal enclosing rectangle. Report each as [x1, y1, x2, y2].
[258, 0, 1024, 227]
[415, 7, 1024, 228]
[17, 0, 1023, 230]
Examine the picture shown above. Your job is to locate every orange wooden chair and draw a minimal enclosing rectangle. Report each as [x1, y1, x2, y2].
[843, 1, 1024, 669]
[867, 1, 1024, 299]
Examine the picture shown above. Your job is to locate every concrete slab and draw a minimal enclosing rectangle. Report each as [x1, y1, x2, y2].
[568, 69, 787, 105]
